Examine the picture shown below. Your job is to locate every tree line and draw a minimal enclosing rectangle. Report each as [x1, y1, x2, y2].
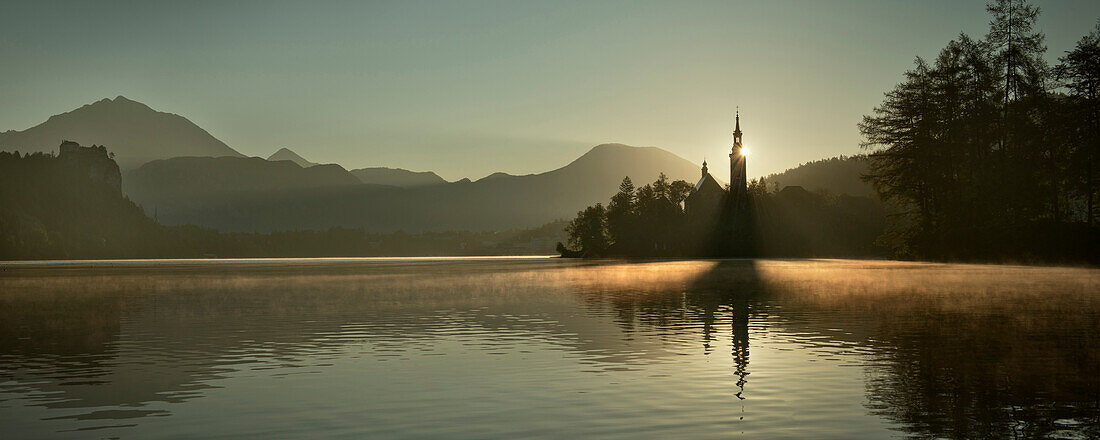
[860, 0, 1098, 261]
[560, 174, 694, 257]
[560, 174, 887, 258]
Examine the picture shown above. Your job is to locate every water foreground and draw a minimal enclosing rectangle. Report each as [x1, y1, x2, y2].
[1, 258, 1097, 439]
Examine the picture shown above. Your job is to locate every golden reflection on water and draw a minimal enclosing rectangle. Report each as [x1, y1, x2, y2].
[0, 259, 1097, 439]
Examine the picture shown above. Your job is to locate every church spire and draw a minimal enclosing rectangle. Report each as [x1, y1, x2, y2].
[733, 108, 743, 144]
[701, 158, 708, 177]
[729, 109, 747, 210]
[734, 109, 741, 137]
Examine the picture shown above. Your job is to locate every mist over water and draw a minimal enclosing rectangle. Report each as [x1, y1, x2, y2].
[1, 259, 1097, 439]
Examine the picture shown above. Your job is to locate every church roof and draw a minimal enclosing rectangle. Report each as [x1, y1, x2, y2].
[694, 172, 723, 193]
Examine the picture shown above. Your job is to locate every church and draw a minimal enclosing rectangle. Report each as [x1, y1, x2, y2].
[684, 111, 749, 221]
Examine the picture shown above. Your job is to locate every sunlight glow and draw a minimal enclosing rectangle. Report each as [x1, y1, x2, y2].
[741, 147, 750, 157]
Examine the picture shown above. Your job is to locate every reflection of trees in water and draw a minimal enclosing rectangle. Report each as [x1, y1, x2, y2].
[566, 259, 1100, 438]
[0, 280, 134, 408]
[753, 261, 1100, 439]
[0, 285, 127, 357]
[0, 260, 722, 421]
[860, 302, 1100, 439]
[1, 260, 1097, 438]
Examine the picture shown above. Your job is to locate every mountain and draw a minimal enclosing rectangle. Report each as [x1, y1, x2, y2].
[267, 148, 317, 168]
[123, 156, 361, 202]
[125, 143, 702, 233]
[349, 167, 447, 187]
[0, 96, 243, 169]
[764, 155, 874, 197]
[0, 148, 568, 259]
[545, 143, 700, 188]
[478, 172, 518, 182]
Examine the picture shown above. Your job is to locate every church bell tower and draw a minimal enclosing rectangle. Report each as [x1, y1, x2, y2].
[729, 111, 747, 209]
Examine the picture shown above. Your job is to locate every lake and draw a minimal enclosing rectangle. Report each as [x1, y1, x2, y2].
[1, 258, 1097, 439]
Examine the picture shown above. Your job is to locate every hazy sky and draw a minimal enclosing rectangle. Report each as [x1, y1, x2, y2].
[2, 1, 1098, 180]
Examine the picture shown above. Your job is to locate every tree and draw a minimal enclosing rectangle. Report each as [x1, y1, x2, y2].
[652, 173, 671, 200]
[1054, 21, 1100, 225]
[635, 183, 657, 210]
[669, 180, 694, 205]
[985, 0, 1046, 106]
[860, 2, 1097, 262]
[565, 203, 609, 256]
[566, 174, 697, 257]
[606, 177, 636, 247]
[748, 178, 770, 201]
[861, 33, 1007, 257]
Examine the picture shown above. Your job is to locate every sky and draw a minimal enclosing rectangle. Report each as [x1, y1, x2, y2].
[1, 0, 1099, 181]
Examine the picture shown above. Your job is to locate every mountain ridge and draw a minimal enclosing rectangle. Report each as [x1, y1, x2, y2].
[126, 142, 702, 233]
[0, 96, 243, 169]
[267, 147, 317, 168]
[350, 167, 448, 187]
[124, 156, 361, 200]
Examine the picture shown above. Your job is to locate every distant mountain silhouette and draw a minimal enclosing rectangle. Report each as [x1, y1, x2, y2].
[267, 148, 317, 168]
[546, 143, 699, 187]
[765, 155, 873, 197]
[478, 172, 519, 182]
[349, 167, 447, 187]
[123, 156, 361, 202]
[0, 96, 243, 169]
[1, 148, 568, 259]
[125, 143, 702, 233]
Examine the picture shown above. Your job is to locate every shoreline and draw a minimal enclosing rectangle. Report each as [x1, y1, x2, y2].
[2, 255, 1095, 270]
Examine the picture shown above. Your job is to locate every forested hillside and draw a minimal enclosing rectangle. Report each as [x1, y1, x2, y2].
[0, 149, 161, 259]
[0, 147, 564, 259]
[764, 155, 872, 196]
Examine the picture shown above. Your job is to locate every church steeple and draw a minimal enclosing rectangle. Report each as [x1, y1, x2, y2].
[701, 158, 708, 177]
[729, 109, 748, 209]
[733, 110, 742, 144]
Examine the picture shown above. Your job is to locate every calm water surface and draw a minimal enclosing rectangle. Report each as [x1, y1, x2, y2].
[1, 258, 1097, 439]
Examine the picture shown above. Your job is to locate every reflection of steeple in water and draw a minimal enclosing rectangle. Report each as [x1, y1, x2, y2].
[701, 300, 716, 355]
[731, 297, 749, 401]
[683, 261, 759, 404]
[697, 290, 751, 421]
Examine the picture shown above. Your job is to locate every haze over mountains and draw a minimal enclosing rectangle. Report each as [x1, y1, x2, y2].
[267, 148, 317, 168]
[264, 147, 447, 187]
[3, 97, 871, 233]
[0, 96, 243, 169]
[350, 167, 448, 187]
[127, 143, 702, 232]
[125, 157, 361, 197]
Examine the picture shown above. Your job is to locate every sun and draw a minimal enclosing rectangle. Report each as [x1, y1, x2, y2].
[741, 147, 750, 157]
